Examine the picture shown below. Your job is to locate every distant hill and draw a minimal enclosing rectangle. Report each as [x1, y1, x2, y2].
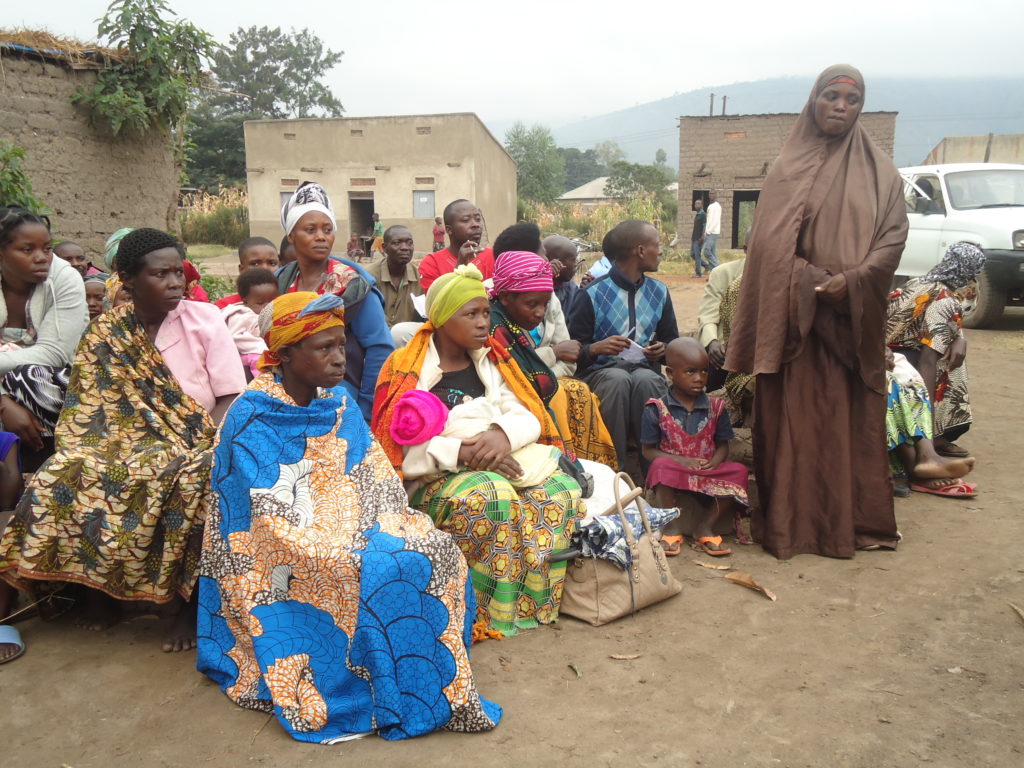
[542, 76, 1024, 168]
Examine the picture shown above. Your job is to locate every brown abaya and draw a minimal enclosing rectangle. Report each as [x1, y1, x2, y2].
[724, 65, 908, 559]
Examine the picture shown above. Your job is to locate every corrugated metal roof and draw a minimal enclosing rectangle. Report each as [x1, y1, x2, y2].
[558, 176, 612, 200]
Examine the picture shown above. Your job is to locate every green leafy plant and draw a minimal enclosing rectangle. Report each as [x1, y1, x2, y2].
[0, 142, 49, 213]
[71, 0, 216, 152]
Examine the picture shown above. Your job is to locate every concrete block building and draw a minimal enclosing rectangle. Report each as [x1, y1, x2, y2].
[676, 112, 897, 248]
[245, 113, 516, 253]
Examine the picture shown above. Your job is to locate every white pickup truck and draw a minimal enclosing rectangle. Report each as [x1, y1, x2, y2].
[898, 162, 1024, 328]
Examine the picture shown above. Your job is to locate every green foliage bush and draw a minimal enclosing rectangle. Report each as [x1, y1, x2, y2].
[72, 0, 215, 162]
[0, 142, 48, 213]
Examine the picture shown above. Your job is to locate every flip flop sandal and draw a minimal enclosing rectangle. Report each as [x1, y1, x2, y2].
[0, 625, 25, 665]
[694, 535, 731, 557]
[660, 535, 684, 557]
[935, 442, 971, 458]
[910, 480, 978, 499]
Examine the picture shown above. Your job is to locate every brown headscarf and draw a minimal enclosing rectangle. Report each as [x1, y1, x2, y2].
[724, 64, 908, 393]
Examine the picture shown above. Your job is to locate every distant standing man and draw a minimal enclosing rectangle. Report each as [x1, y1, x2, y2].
[702, 191, 722, 270]
[418, 199, 495, 291]
[431, 216, 445, 252]
[365, 225, 423, 327]
[691, 199, 709, 277]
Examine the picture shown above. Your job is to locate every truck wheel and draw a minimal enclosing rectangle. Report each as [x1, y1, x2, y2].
[962, 266, 1006, 329]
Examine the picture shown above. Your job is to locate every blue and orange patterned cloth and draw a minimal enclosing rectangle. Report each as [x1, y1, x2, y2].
[196, 374, 501, 742]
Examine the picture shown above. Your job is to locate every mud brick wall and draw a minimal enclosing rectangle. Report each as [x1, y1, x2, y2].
[676, 112, 897, 248]
[0, 52, 178, 261]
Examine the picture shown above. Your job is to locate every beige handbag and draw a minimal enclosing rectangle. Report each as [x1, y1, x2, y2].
[560, 473, 682, 626]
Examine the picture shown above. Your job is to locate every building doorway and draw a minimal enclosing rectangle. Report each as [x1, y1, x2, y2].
[349, 194, 375, 254]
[731, 190, 759, 249]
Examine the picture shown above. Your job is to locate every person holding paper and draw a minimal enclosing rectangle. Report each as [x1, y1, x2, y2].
[567, 220, 679, 474]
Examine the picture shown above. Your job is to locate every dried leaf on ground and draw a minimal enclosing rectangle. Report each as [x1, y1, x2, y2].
[568, 662, 582, 678]
[609, 654, 641, 660]
[724, 571, 777, 601]
[1008, 601, 1024, 627]
[695, 560, 731, 570]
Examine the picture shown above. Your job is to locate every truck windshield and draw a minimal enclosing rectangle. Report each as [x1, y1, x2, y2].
[945, 169, 1024, 209]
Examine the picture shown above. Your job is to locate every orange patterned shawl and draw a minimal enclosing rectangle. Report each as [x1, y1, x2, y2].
[371, 322, 564, 476]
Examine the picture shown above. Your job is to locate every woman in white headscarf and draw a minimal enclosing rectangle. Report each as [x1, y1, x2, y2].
[276, 181, 394, 420]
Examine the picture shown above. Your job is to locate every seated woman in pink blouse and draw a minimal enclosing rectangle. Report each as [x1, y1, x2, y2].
[0, 228, 246, 659]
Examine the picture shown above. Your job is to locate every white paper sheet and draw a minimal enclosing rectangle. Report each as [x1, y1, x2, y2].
[617, 339, 647, 364]
[411, 293, 427, 318]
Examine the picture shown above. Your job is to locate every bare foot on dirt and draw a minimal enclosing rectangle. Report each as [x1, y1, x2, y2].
[161, 605, 196, 653]
[75, 590, 121, 632]
[913, 456, 976, 480]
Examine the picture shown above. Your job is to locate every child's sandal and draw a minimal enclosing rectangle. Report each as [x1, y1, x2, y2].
[660, 535, 684, 557]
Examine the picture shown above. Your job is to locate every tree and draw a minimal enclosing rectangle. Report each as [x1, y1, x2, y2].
[605, 160, 677, 227]
[71, 0, 214, 156]
[655, 148, 668, 166]
[205, 26, 345, 119]
[504, 122, 566, 204]
[185, 26, 344, 185]
[594, 140, 626, 168]
[557, 147, 607, 192]
[604, 160, 674, 198]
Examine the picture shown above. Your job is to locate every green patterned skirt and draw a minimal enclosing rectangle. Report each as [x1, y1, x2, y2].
[411, 470, 582, 635]
[886, 362, 933, 473]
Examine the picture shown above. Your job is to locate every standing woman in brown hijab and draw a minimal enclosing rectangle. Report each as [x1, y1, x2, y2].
[725, 65, 908, 559]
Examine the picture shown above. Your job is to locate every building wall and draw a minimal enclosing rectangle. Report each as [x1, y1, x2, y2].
[924, 134, 1024, 165]
[0, 52, 177, 259]
[245, 113, 516, 254]
[676, 112, 897, 248]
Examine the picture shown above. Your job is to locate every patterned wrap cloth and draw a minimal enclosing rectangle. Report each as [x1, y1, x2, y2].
[371, 305, 582, 635]
[196, 295, 501, 742]
[489, 300, 616, 468]
[575, 505, 680, 569]
[0, 304, 215, 601]
[256, 291, 345, 371]
[886, 278, 973, 438]
[489, 250, 554, 297]
[644, 395, 750, 507]
[886, 352, 934, 474]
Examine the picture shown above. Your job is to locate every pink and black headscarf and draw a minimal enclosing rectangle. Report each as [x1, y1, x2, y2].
[489, 250, 554, 297]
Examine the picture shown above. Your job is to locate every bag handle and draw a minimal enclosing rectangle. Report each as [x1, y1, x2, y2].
[631, 480, 673, 587]
[611, 473, 643, 583]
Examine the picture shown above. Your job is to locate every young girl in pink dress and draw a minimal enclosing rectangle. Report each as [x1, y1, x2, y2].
[641, 337, 748, 556]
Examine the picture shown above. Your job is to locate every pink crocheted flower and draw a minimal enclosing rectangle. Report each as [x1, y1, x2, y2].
[389, 389, 449, 445]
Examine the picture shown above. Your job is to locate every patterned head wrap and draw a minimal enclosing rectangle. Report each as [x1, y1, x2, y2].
[425, 264, 488, 327]
[489, 250, 554, 297]
[280, 181, 337, 236]
[84, 272, 109, 285]
[922, 241, 987, 289]
[257, 291, 346, 371]
[104, 227, 134, 270]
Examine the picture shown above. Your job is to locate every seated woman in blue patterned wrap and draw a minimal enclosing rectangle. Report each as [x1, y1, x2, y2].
[196, 291, 500, 743]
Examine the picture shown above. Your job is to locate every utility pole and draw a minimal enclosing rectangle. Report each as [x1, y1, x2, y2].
[722, 95, 728, 115]
[709, 93, 715, 117]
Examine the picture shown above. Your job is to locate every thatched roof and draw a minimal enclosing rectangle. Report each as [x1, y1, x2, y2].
[0, 28, 123, 70]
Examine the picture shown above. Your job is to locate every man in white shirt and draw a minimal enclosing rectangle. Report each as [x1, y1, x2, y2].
[701, 191, 722, 270]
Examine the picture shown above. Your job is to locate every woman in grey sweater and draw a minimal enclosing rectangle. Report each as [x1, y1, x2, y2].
[0, 207, 88, 458]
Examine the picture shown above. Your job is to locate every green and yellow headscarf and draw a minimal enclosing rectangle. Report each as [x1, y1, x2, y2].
[425, 264, 488, 327]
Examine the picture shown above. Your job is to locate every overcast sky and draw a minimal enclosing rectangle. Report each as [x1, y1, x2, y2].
[10, 0, 1023, 128]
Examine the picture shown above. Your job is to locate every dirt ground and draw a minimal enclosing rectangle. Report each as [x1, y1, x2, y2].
[2, 271, 1023, 768]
